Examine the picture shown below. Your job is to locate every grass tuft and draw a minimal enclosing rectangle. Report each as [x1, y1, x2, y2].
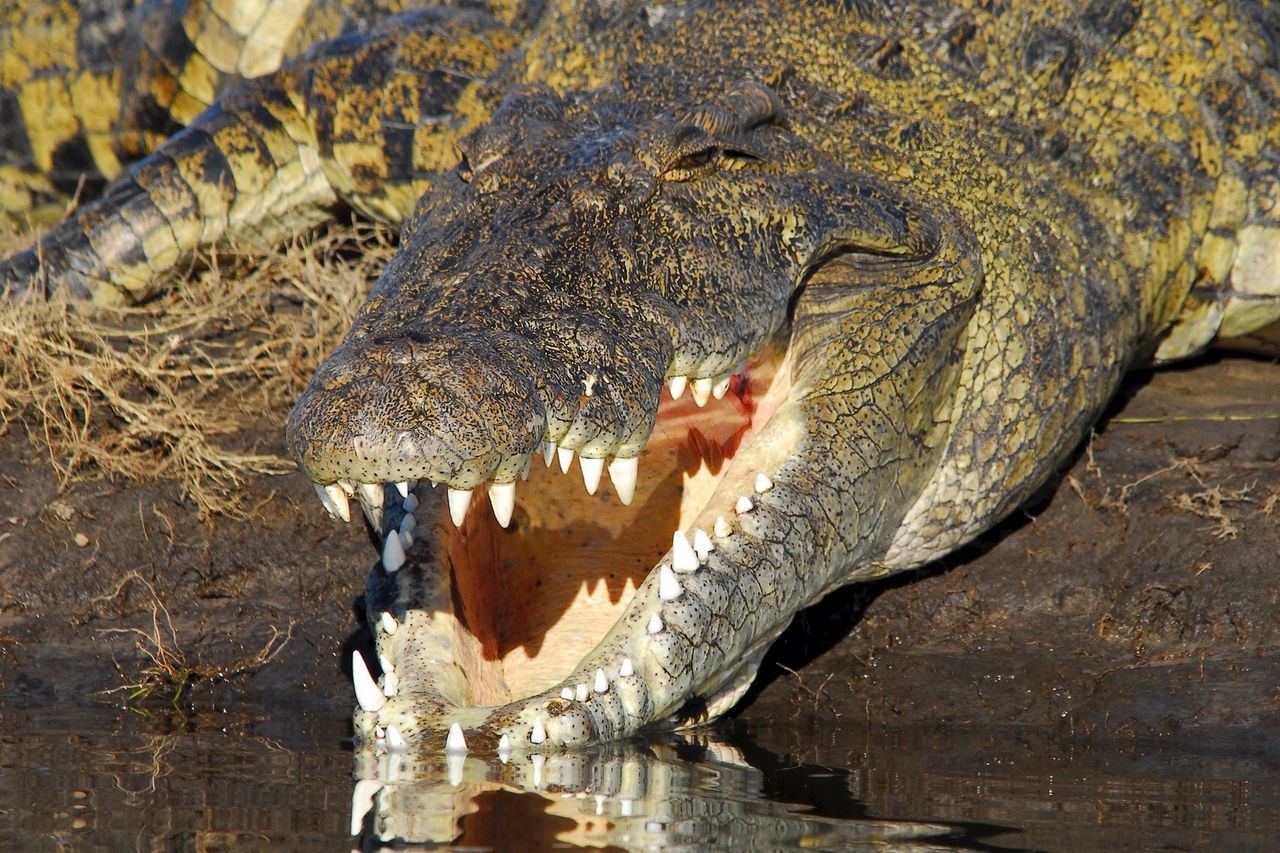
[0, 221, 393, 516]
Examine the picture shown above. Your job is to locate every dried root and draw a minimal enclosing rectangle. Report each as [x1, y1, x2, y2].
[97, 572, 293, 704]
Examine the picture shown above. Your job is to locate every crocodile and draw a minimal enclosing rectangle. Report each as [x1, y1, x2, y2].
[2, 0, 1279, 758]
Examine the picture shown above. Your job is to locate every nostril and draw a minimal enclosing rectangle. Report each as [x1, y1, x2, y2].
[387, 341, 414, 366]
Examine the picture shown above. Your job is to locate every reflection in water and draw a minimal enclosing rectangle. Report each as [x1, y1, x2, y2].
[349, 737, 968, 849]
[2, 705, 1279, 850]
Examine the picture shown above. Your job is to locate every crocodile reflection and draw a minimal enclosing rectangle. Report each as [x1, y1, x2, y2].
[348, 733, 982, 849]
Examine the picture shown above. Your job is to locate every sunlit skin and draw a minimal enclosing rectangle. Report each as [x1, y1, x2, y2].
[2, 0, 1277, 755]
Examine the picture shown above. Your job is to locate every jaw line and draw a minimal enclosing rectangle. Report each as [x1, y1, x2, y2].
[346, 344, 801, 755]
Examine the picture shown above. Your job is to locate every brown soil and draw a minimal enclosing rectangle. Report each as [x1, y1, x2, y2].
[0, 226, 1277, 743]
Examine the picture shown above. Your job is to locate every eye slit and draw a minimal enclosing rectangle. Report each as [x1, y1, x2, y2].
[671, 146, 719, 172]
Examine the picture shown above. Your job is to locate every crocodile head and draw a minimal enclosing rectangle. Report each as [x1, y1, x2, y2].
[285, 79, 968, 756]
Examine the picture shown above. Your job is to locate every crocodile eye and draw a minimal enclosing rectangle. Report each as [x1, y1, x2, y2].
[664, 146, 720, 181]
[673, 147, 717, 170]
[457, 149, 504, 184]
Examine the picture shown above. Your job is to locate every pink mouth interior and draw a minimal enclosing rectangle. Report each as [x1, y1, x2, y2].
[434, 351, 790, 707]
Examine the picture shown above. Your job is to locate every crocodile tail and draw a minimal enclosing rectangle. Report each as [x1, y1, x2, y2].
[0, 0, 343, 225]
[0, 0, 437, 226]
[1, 7, 522, 304]
[0, 76, 337, 303]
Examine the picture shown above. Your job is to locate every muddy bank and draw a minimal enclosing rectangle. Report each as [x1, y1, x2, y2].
[741, 353, 1280, 738]
[0, 352, 1277, 741]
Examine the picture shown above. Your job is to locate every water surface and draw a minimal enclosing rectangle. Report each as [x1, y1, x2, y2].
[2, 699, 1277, 850]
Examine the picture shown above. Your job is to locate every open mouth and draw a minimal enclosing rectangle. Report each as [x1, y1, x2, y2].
[303, 341, 802, 755]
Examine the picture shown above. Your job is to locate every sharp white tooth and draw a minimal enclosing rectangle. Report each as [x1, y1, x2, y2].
[447, 753, 465, 787]
[620, 657, 634, 677]
[382, 531, 405, 572]
[735, 495, 754, 514]
[531, 753, 545, 786]
[446, 722, 467, 754]
[382, 670, 398, 697]
[557, 445, 574, 474]
[338, 479, 356, 497]
[399, 513, 416, 535]
[543, 441, 556, 466]
[671, 531, 699, 572]
[498, 733, 512, 762]
[580, 456, 604, 495]
[358, 482, 384, 508]
[608, 456, 638, 505]
[378, 653, 393, 673]
[314, 483, 337, 517]
[530, 716, 546, 744]
[691, 377, 713, 407]
[399, 529, 413, 549]
[447, 487, 472, 527]
[714, 515, 732, 538]
[375, 725, 385, 740]
[560, 687, 575, 700]
[647, 613, 663, 634]
[379, 611, 398, 635]
[594, 668, 608, 693]
[352, 652, 386, 713]
[712, 374, 731, 399]
[693, 528, 714, 560]
[394, 481, 410, 498]
[323, 484, 351, 522]
[755, 473, 773, 493]
[668, 375, 687, 400]
[659, 564, 682, 600]
[350, 779, 380, 836]
[489, 481, 515, 528]
[386, 725, 405, 752]
[403, 492, 419, 512]
[576, 682, 589, 702]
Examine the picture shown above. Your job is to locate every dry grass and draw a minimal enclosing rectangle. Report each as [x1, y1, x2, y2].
[0, 220, 394, 516]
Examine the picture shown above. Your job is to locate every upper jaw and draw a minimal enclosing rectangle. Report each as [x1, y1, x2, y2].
[284, 289, 684, 494]
[283, 272, 784, 514]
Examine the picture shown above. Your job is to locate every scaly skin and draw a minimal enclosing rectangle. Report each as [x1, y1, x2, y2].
[0, 0, 440, 222]
[2, 0, 1278, 759]
[1, 1, 525, 300]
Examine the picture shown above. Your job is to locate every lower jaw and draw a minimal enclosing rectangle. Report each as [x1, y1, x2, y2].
[351, 347, 812, 756]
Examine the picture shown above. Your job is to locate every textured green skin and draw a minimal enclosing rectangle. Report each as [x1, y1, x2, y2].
[2, 0, 1277, 751]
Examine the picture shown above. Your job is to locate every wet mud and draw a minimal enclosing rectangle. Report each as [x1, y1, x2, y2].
[0, 351, 1277, 849]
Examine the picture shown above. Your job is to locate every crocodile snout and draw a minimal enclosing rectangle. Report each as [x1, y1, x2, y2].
[286, 330, 547, 492]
